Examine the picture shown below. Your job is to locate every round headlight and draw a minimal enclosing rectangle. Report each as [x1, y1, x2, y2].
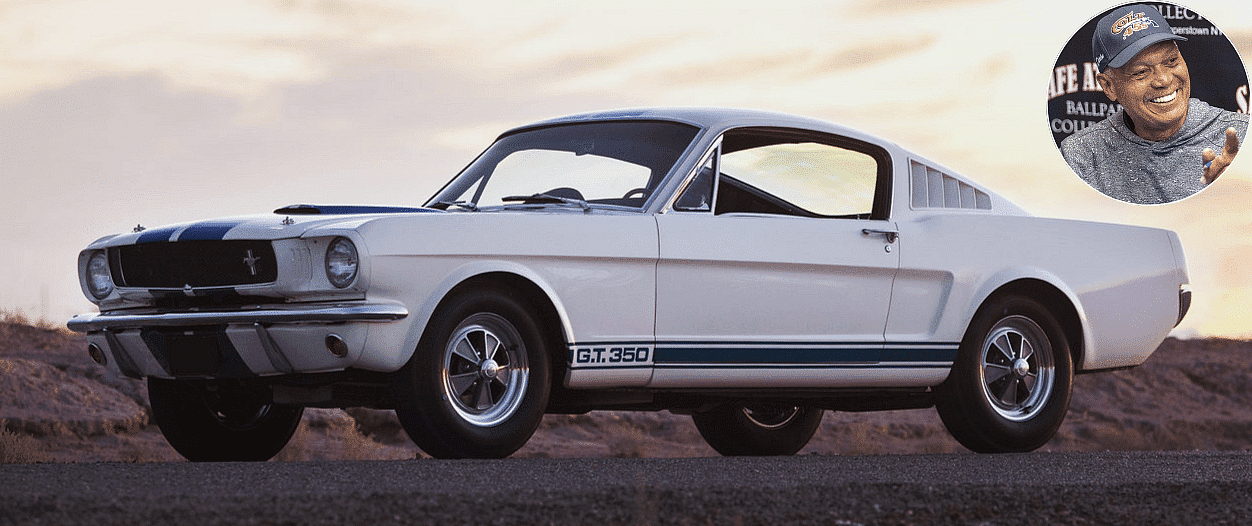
[85, 251, 114, 300]
[325, 237, 359, 288]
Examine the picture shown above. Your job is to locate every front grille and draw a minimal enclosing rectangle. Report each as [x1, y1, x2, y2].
[111, 240, 278, 288]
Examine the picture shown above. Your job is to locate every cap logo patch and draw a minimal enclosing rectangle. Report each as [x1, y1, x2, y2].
[1110, 10, 1159, 40]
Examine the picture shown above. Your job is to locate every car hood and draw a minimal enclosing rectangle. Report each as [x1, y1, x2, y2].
[86, 205, 441, 249]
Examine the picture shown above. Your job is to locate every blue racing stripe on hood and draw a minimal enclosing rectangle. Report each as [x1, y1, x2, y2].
[137, 226, 178, 244]
[178, 221, 244, 241]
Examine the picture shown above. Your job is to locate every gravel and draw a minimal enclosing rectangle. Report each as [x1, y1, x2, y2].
[3, 451, 1251, 525]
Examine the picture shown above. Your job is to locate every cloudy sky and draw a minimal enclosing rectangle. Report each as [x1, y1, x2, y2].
[2, 0, 1250, 337]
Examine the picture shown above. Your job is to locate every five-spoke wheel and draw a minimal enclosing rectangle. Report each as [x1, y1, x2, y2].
[936, 296, 1073, 453]
[441, 313, 531, 427]
[395, 287, 550, 459]
[979, 315, 1056, 422]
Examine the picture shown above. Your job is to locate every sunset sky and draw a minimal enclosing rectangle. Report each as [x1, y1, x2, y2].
[2, 0, 1250, 337]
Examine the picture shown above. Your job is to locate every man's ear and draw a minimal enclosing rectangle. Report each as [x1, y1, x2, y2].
[1096, 72, 1117, 102]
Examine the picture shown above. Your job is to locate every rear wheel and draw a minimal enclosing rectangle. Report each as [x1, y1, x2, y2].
[394, 287, 550, 459]
[147, 378, 303, 462]
[935, 296, 1073, 453]
[692, 402, 823, 456]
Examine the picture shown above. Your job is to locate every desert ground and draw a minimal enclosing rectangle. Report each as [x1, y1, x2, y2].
[3, 311, 1251, 463]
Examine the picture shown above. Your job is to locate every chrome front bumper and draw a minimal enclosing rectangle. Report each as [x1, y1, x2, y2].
[70, 303, 411, 379]
[67, 303, 409, 333]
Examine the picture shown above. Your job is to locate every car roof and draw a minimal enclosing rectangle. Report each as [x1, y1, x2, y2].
[504, 107, 899, 149]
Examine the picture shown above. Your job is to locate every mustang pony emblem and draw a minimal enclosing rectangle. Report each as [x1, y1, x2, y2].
[243, 250, 260, 276]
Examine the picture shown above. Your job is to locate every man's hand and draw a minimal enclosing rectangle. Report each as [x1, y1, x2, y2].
[1202, 127, 1240, 184]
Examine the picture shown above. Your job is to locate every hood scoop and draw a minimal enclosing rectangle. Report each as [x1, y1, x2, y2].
[274, 204, 435, 215]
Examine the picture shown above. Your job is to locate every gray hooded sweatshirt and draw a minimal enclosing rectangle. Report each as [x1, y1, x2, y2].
[1060, 98, 1248, 204]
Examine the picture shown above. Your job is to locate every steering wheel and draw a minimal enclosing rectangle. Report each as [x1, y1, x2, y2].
[622, 188, 648, 199]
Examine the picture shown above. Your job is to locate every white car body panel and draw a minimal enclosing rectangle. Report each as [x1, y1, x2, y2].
[886, 213, 1183, 370]
[354, 213, 660, 374]
[651, 214, 916, 388]
[655, 214, 898, 343]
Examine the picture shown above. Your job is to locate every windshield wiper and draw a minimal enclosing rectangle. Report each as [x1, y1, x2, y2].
[432, 200, 480, 212]
[501, 193, 591, 212]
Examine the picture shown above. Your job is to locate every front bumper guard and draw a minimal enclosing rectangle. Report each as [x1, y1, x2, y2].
[69, 303, 409, 379]
[67, 303, 409, 333]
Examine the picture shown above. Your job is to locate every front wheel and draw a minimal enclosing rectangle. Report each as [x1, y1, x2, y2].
[935, 296, 1073, 453]
[394, 287, 551, 459]
[692, 402, 823, 456]
[148, 378, 304, 462]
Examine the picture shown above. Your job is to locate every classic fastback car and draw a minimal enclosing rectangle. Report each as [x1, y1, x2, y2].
[69, 108, 1190, 460]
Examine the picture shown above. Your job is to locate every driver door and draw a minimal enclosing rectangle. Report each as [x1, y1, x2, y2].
[652, 127, 900, 388]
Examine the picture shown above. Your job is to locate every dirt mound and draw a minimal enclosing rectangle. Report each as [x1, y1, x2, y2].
[0, 358, 147, 436]
[1054, 338, 1252, 451]
[0, 312, 85, 367]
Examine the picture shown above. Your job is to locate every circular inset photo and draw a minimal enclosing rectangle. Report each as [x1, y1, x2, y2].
[1047, 2, 1249, 205]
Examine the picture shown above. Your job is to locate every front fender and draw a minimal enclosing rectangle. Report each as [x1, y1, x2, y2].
[353, 258, 576, 372]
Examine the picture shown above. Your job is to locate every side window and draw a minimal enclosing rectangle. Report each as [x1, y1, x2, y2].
[717, 139, 880, 218]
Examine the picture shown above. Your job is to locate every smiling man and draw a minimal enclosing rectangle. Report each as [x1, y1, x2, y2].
[1060, 4, 1248, 204]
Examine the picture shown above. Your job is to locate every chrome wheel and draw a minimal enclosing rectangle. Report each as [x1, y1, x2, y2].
[693, 403, 823, 456]
[936, 296, 1073, 453]
[979, 315, 1055, 422]
[396, 288, 550, 458]
[442, 313, 530, 427]
[741, 403, 800, 429]
[210, 394, 275, 430]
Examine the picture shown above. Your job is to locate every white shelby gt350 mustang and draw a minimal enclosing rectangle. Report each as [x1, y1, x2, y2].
[69, 108, 1190, 460]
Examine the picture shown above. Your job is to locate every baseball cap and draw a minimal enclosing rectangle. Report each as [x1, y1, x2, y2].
[1092, 4, 1186, 72]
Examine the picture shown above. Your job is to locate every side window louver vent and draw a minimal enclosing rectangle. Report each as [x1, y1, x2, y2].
[910, 160, 992, 210]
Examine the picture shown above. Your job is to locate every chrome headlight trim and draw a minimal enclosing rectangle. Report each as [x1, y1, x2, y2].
[85, 251, 115, 300]
[325, 237, 359, 289]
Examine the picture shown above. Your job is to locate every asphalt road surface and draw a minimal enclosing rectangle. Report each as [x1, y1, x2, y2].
[3, 451, 1251, 525]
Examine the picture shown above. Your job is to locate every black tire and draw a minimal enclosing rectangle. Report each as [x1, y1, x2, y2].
[935, 295, 1074, 453]
[394, 287, 551, 459]
[147, 377, 303, 462]
[692, 402, 823, 456]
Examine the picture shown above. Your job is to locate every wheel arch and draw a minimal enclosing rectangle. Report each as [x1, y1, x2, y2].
[968, 278, 1087, 372]
[417, 271, 571, 388]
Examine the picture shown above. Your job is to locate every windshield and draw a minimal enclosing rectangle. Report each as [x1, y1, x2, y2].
[428, 120, 700, 211]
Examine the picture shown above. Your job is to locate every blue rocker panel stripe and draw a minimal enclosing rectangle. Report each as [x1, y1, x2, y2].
[568, 341, 960, 366]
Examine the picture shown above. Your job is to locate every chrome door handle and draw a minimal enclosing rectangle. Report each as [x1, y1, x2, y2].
[861, 228, 899, 243]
